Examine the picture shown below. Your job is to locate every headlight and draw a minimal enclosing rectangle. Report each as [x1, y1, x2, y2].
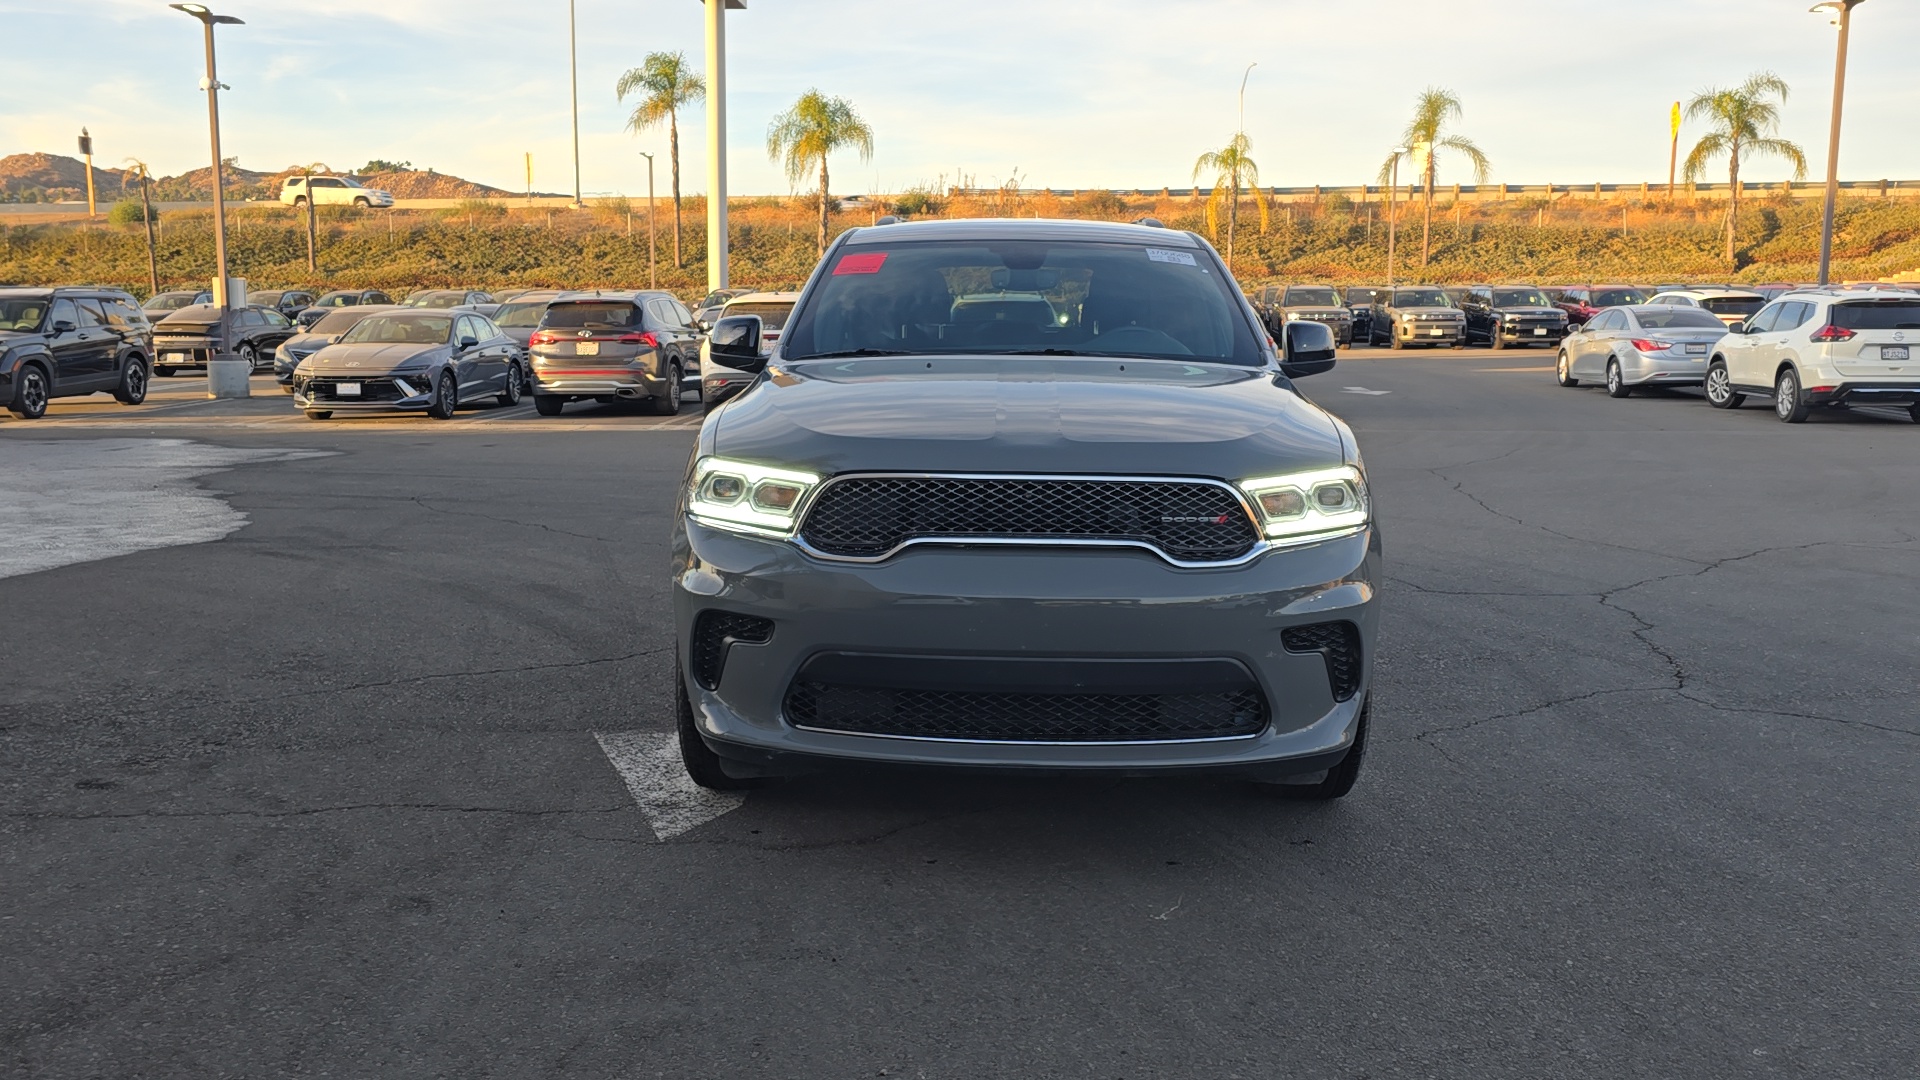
[1238, 466, 1370, 545]
[688, 456, 822, 538]
[1285, 311, 1301, 321]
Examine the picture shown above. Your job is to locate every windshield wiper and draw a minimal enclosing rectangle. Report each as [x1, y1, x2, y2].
[795, 348, 912, 359]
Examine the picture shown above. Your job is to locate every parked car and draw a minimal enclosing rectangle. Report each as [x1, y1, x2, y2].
[699, 291, 799, 407]
[1442, 286, 1474, 308]
[1704, 290, 1920, 423]
[141, 289, 212, 320]
[1343, 286, 1382, 345]
[1551, 285, 1650, 327]
[152, 304, 297, 376]
[1751, 282, 1813, 301]
[1371, 286, 1466, 348]
[295, 288, 394, 329]
[279, 175, 395, 209]
[272, 304, 399, 391]
[0, 287, 155, 419]
[1460, 285, 1569, 349]
[291, 310, 521, 420]
[674, 218, 1370, 798]
[488, 290, 581, 350]
[527, 291, 702, 416]
[247, 289, 318, 322]
[693, 288, 748, 328]
[1258, 285, 1354, 346]
[1645, 288, 1767, 327]
[1555, 305, 1729, 395]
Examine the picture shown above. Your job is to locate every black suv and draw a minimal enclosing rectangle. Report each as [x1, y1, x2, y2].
[1460, 285, 1569, 350]
[1, 287, 155, 419]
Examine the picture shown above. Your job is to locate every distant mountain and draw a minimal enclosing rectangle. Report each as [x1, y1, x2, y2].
[0, 152, 531, 203]
[0, 153, 124, 201]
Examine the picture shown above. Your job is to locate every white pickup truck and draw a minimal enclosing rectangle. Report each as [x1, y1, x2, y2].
[279, 175, 395, 208]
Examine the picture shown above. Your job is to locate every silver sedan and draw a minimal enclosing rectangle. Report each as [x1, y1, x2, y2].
[1556, 305, 1729, 397]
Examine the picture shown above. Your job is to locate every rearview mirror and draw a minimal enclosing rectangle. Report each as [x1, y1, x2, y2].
[708, 315, 767, 372]
[1279, 321, 1337, 378]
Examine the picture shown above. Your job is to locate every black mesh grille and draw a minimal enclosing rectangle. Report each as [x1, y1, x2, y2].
[785, 683, 1266, 742]
[798, 476, 1259, 562]
[306, 377, 411, 403]
[1282, 621, 1363, 701]
[689, 611, 773, 690]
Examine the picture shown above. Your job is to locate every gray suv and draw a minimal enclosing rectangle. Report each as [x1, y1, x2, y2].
[672, 219, 1379, 800]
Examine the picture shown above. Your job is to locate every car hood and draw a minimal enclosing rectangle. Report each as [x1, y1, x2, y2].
[302, 342, 444, 372]
[712, 356, 1347, 478]
[1387, 306, 1461, 315]
[281, 331, 338, 354]
[1283, 306, 1350, 317]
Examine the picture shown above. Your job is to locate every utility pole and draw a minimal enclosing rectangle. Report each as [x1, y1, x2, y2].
[568, 0, 582, 208]
[1813, 0, 1866, 286]
[171, 3, 246, 398]
[525, 151, 533, 203]
[640, 151, 657, 289]
[79, 129, 96, 216]
[131, 164, 159, 296]
[705, 1, 744, 293]
[1667, 101, 1680, 199]
[1386, 147, 1408, 287]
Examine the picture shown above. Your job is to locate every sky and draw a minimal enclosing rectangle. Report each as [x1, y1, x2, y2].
[3, 0, 1917, 198]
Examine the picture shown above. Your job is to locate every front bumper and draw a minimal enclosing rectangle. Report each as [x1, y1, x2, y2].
[672, 519, 1381, 777]
[1494, 324, 1566, 345]
[292, 373, 436, 413]
[1398, 322, 1464, 343]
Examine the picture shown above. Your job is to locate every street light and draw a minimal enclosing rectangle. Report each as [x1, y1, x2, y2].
[1811, 0, 1865, 286]
[568, 0, 582, 208]
[1387, 146, 1409, 287]
[639, 151, 657, 288]
[170, 3, 248, 399]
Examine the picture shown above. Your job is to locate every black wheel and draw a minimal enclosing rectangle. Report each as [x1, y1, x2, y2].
[1705, 361, 1744, 408]
[1909, 403, 1920, 423]
[236, 342, 259, 371]
[1556, 349, 1579, 387]
[293, 195, 308, 207]
[304, 409, 332, 421]
[677, 663, 766, 791]
[153, 365, 174, 378]
[1258, 698, 1368, 802]
[651, 363, 683, 415]
[1606, 359, 1632, 398]
[1774, 367, 1810, 423]
[533, 394, 565, 416]
[353, 197, 370, 208]
[497, 362, 523, 406]
[114, 358, 149, 405]
[8, 363, 50, 419]
[428, 371, 457, 419]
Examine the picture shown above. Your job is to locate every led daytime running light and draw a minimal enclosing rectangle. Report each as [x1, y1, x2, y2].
[689, 456, 821, 537]
[1237, 465, 1370, 544]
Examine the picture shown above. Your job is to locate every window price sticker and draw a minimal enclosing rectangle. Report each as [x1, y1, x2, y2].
[1145, 247, 1197, 266]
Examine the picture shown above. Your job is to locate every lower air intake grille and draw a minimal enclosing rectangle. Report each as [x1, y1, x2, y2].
[784, 684, 1267, 742]
[1281, 621, 1363, 701]
[689, 611, 773, 690]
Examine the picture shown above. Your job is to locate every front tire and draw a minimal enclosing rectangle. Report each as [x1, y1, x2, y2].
[1257, 698, 1369, 802]
[428, 371, 457, 420]
[1556, 350, 1579, 387]
[114, 359, 149, 405]
[496, 362, 523, 406]
[353, 197, 371, 208]
[1606, 359, 1631, 398]
[8, 363, 51, 419]
[533, 394, 565, 416]
[677, 663, 767, 792]
[236, 342, 259, 371]
[1705, 361, 1744, 408]
[1774, 367, 1811, 423]
[304, 409, 332, 421]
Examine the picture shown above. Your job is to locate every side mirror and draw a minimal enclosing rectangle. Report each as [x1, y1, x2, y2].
[1279, 321, 1337, 378]
[458, 335, 479, 351]
[1728, 322, 1747, 335]
[51, 320, 77, 334]
[708, 315, 767, 372]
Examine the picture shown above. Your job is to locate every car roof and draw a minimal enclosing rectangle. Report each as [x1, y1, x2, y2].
[1651, 287, 1763, 299]
[726, 291, 801, 305]
[839, 217, 1202, 248]
[494, 289, 577, 302]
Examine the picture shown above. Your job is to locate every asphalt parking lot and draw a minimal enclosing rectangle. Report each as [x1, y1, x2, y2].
[4, 348, 1917, 1079]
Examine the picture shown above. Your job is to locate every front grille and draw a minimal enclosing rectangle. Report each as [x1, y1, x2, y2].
[689, 611, 773, 690]
[306, 377, 410, 402]
[798, 476, 1260, 563]
[1282, 621, 1363, 701]
[784, 683, 1268, 742]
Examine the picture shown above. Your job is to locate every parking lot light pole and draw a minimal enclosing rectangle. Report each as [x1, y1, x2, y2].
[1812, 0, 1865, 286]
[1386, 146, 1408, 287]
[704, 0, 744, 293]
[569, 0, 583, 209]
[640, 151, 658, 288]
[171, 3, 248, 399]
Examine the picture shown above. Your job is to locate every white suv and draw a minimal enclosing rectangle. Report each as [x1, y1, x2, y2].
[279, 175, 395, 209]
[1645, 288, 1767, 327]
[1705, 288, 1920, 423]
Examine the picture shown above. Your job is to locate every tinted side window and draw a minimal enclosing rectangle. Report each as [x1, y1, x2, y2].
[1745, 303, 1784, 333]
[455, 316, 480, 343]
[367, 292, 391, 304]
[669, 300, 696, 327]
[75, 299, 107, 327]
[1774, 302, 1813, 332]
[262, 309, 291, 328]
[48, 299, 79, 332]
[104, 299, 145, 328]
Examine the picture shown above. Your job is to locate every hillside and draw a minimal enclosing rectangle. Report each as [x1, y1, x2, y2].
[0, 152, 520, 203]
[0, 153, 123, 202]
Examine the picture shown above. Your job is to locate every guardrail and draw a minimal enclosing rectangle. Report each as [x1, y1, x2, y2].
[954, 180, 1920, 203]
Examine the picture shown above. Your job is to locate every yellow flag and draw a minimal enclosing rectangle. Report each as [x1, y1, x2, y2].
[1670, 102, 1681, 139]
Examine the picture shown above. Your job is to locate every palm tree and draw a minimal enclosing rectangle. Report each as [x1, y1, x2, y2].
[1192, 133, 1268, 269]
[120, 158, 159, 296]
[1682, 72, 1807, 268]
[766, 90, 874, 255]
[1378, 88, 1489, 269]
[616, 51, 705, 268]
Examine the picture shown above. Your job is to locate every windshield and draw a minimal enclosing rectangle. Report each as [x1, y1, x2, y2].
[339, 314, 452, 345]
[0, 298, 48, 331]
[1831, 300, 1920, 330]
[403, 292, 465, 309]
[251, 291, 284, 305]
[1592, 288, 1648, 307]
[340, 176, 365, 188]
[542, 302, 640, 330]
[1344, 288, 1378, 305]
[311, 309, 378, 335]
[1700, 296, 1765, 316]
[1284, 287, 1339, 306]
[1492, 289, 1552, 308]
[317, 293, 358, 307]
[491, 301, 552, 328]
[725, 302, 796, 331]
[144, 293, 198, 310]
[1636, 310, 1727, 329]
[782, 239, 1260, 364]
[1392, 289, 1453, 308]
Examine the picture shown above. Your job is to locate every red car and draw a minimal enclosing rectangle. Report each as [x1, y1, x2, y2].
[1551, 285, 1650, 327]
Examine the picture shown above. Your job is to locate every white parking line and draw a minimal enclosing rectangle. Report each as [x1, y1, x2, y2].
[594, 731, 744, 840]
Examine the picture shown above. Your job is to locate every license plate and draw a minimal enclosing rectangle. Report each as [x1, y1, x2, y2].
[1685, 343, 1708, 354]
[165, 352, 187, 362]
[1534, 328, 1548, 336]
[576, 341, 599, 356]
[335, 382, 361, 397]
[1428, 328, 1444, 337]
[1883, 345, 1910, 361]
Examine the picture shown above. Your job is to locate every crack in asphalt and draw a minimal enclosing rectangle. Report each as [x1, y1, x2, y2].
[409, 494, 621, 544]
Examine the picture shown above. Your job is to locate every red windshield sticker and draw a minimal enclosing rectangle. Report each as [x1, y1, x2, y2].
[833, 252, 889, 275]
